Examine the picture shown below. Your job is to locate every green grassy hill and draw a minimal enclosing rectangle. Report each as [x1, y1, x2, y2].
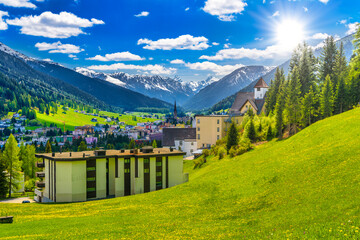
[1, 108, 360, 239]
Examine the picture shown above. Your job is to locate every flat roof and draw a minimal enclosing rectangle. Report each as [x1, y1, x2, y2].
[36, 148, 184, 161]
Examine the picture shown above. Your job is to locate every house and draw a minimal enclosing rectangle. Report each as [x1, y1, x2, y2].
[34, 147, 187, 202]
[162, 128, 196, 147]
[85, 136, 98, 145]
[195, 115, 243, 149]
[73, 125, 94, 135]
[229, 77, 269, 115]
[175, 139, 197, 157]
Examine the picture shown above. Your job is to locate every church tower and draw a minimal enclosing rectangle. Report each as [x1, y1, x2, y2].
[254, 77, 269, 99]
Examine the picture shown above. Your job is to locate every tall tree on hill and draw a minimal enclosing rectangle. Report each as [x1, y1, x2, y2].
[265, 67, 285, 115]
[285, 67, 302, 135]
[0, 153, 8, 198]
[334, 78, 347, 114]
[274, 82, 286, 138]
[298, 43, 317, 96]
[289, 44, 302, 72]
[347, 23, 360, 107]
[78, 141, 88, 152]
[45, 140, 52, 153]
[226, 122, 239, 152]
[319, 36, 337, 82]
[152, 140, 157, 148]
[301, 86, 316, 127]
[23, 145, 37, 179]
[129, 139, 136, 149]
[320, 75, 334, 118]
[244, 119, 256, 143]
[3, 134, 21, 198]
[333, 42, 348, 92]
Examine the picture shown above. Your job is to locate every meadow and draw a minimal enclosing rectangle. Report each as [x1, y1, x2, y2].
[35, 108, 164, 131]
[1, 108, 360, 239]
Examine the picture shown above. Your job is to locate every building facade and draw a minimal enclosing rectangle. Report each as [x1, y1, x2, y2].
[175, 139, 197, 157]
[34, 148, 187, 203]
[195, 115, 243, 148]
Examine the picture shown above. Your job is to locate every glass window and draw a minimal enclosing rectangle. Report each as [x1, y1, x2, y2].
[87, 177, 96, 181]
[124, 158, 130, 164]
[217, 135, 220, 140]
[197, 119, 200, 124]
[87, 187, 96, 191]
[156, 172, 162, 177]
[198, 134, 200, 140]
[257, 87, 260, 91]
[144, 158, 149, 164]
[156, 161, 162, 166]
[197, 127, 200, 131]
[124, 169, 130, 173]
[217, 127, 220, 132]
[144, 169, 150, 173]
[86, 167, 96, 171]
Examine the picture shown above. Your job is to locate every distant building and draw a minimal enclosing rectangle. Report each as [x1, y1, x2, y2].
[162, 128, 196, 147]
[34, 148, 187, 203]
[195, 115, 243, 149]
[229, 77, 269, 115]
[175, 139, 197, 157]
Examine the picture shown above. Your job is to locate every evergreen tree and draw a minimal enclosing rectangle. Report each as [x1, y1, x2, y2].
[152, 140, 157, 148]
[244, 119, 256, 143]
[333, 42, 348, 92]
[129, 139, 136, 149]
[298, 43, 317, 96]
[275, 83, 286, 138]
[319, 36, 337, 82]
[347, 23, 360, 107]
[266, 125, 273, 141]
[285, 67, 302, 134]
[78, 141, 88, 152]
[320, 75, 334, 118]
[334, 78, 347, 114]
[3, 134, 21, 198]
[226, 122, 239, 152]
[45, 140, 52, 153]
[0, 154, 8, 198]
[23, 145, 37, 179]
[265, 68, 285, 115]
[301, 86, 316, 127]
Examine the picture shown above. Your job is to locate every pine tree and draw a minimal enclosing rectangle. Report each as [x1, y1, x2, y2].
[129, 139, 136, 149]
[265, 68, 285, 115]
[244, 119, 256, 143]
[301, 86, 316, 127]
[333, 42, 348, 92]
[226, 122, 239, 152]
[275, 83, 286, 138]
[3, 134, 21, 198]
[0, 154, 8, 198]
[298, 43, 317, 96]
[347, 23, 360, 107]
[334, 78, 347, 114]
[320, 75, 334, 118]
[152, 140, 157, 148]
[23, 145, 37, 179]
[45, 140, 52, 153]
[285, 67, 302, 134]
[266, 125, 273, 140]
[319, 36, 337, 82]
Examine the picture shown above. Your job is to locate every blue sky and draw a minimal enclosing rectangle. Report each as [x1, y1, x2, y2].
[0, 0, 359, 82]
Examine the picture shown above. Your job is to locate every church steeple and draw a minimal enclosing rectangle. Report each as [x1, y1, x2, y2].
[174, 100, 177, 119]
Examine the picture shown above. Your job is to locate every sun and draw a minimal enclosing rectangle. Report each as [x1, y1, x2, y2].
[276, 18, 305, 50]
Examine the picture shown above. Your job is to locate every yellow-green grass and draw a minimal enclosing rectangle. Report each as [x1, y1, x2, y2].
[35, 109, 161, 131]
[1, 108, 360, 239]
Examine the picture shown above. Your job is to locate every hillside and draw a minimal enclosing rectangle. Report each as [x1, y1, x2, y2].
[183, 66, 272, 111]
[1, 108, 360, 238]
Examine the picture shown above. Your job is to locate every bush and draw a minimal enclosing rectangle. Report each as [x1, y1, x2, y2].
[229, 146, 237, 158]
[29, 119, 41, 126]
[202, 149, 210, 158]
[25, 179, 36, 192]
[218, 147, 226, 160]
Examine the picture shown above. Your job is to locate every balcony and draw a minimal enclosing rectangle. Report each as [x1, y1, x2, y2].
[36, 162, 45, 168]
[35, 182, 45, 188]
[36, 172, 45, 178]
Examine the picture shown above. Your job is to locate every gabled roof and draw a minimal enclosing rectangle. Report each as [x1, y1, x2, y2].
[253, 77, 269, 88]
[230, 92, 254, 112]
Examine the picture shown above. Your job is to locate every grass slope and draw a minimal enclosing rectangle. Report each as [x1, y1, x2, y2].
[35, 109, 163, 131]
[1, 108, 360, 239]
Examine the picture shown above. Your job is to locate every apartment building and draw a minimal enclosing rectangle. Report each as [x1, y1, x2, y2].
[34, 147, 187, 203]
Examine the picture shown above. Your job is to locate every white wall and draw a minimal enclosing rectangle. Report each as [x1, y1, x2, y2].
[254, 87, 268, 99]
[175, 140, 197, 157]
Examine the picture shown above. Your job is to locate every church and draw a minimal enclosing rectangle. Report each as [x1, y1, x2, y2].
[229, 77, 269, 115]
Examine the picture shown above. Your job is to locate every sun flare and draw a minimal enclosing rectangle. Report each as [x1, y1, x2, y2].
[276, 19, 305, 50]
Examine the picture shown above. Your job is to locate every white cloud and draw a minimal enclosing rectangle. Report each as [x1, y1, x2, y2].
[185, 61, 244, 76]
[0, 0, 36, 8]
[68, 54, 79, 60]
[272, 11, 280, 17]
[318, 0, 329, 4]
[148, 57, 153, 60]
[35, 41, 84, 54]
[255, 37, 263, 41]
[303, 7, 308, 12]
[212, 42, 219, 45]
[185, 7, 190, 11]
[346, 22, 359, 35]
[88, 63, 176, 75]
[7, 11, 104, 38]
[339, 19, 347, 25]
[170, 59, 185, 64]
[200, 44, 292, 61]
[309, 33, 329, 40]
[202, 0, 247, 22]
[137, 34, 210, 50]
[86, 51, 144, 61]
[134, 11, 149, 17]
[224, 43, 231, 48]
[0, 11, 8, 30]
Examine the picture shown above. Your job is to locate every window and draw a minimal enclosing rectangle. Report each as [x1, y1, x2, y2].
[198, 134, 200, 140]
[257, 87, 260, 91]
[197, 119, 200, 124]
[260, 94, 262, 98]
[217, 135, 220, 140]
[197, 127, 200, 131]
[217, 127, 220, 132]
[144, 169, 149, 173]
[191, 142, 194, 146]
[156, 172, 162, 177]
[217, 119, 219, 124]
[124, 158, 130, 164]
[190, 149, 193, 153]
[156, 161, 162, 167]
[180, 141, 183, 146]
[124, 169, 130, 173]
[143, 158, 149, 164]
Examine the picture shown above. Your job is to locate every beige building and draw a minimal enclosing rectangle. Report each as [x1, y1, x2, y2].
[34, 147, 187, 203]
[195, 115, 243, 148]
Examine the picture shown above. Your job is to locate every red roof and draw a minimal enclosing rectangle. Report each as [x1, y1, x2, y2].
[254, 78, 269, 88]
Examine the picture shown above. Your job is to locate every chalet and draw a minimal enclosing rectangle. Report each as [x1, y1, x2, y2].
[34, 148, 187, 202]
[229, 77, 269, 115]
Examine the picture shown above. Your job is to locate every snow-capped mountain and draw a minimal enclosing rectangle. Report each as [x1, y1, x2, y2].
[75, 68, 215, 104]
[183, 66, 274, 110]
[0, 42, 33, 62]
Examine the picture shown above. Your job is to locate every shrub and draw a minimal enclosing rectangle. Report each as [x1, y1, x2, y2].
[229, 146, 237, 158]
[202, 149, 210, 158]
[218, 147, 226, 160]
